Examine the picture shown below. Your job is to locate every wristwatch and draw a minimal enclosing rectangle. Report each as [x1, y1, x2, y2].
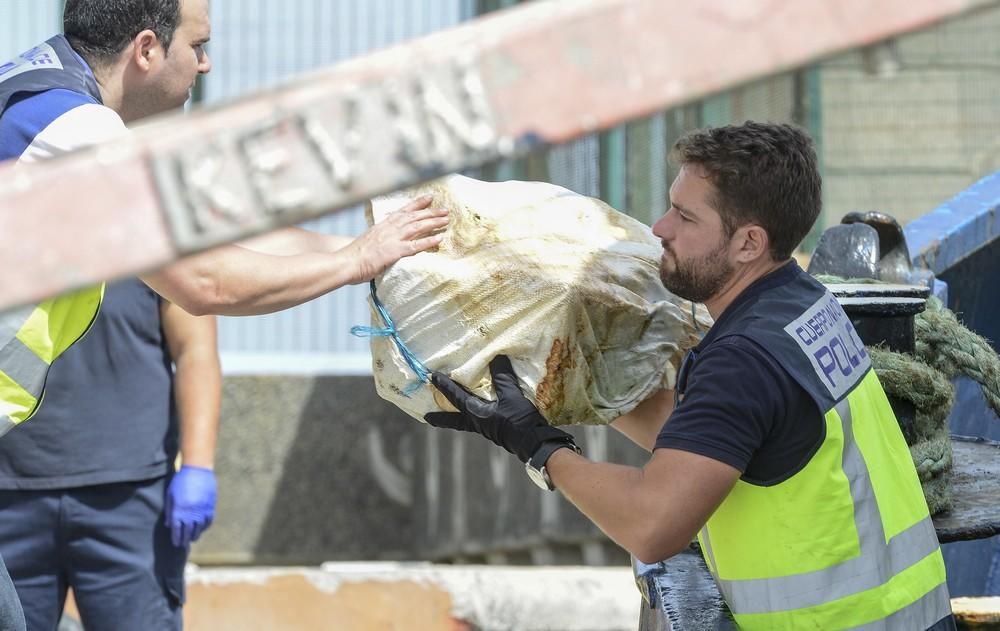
[525, 439, 581, 491]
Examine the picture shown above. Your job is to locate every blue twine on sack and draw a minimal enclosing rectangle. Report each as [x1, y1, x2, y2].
[351, 280, 429, 396]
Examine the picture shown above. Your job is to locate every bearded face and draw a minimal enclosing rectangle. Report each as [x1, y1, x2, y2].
[659, 234, 734, 303]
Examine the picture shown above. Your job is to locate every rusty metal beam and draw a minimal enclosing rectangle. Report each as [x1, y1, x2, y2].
[0, 0, 995, 310]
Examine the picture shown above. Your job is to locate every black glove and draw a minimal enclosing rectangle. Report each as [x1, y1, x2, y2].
[425, 355, 576, 463]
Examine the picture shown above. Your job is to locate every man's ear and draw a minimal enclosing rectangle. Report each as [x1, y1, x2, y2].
[733, 224, 770, 264]
[132, 30, 161, 71]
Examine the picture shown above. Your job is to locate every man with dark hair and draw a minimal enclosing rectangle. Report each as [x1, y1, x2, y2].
[1, 0, 447, 319]
[63, 0, 185, 64]
[0, 0, 446, 628]
[426, 121, 955, 630]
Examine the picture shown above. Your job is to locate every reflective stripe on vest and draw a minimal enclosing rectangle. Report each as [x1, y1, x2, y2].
[853, 582, 952, 631]
[0, 305, 46, 428]
[0, 287, 103, 433]
[700, 397, 950, 627]
[1, 314, 50, 394]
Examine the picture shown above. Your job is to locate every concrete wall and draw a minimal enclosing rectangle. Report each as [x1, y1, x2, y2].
[193, 376, 418, 564]
[193, 376, 646, 567]
[819, 5, 1000, 228]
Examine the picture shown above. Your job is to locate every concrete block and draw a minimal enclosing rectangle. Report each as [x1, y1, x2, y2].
[182, 563, 640, 631]
[193, 376, 422, 564]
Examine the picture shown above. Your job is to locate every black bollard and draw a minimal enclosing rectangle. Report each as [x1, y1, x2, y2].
[827, 283, 930, 442]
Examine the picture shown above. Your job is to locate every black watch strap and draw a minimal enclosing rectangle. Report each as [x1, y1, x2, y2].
[529, 438, 579, 471]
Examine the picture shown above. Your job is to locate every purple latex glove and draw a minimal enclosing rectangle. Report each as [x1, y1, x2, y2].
[165, 465, 217, 547]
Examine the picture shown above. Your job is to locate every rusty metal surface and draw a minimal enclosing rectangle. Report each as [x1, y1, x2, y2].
[934, 436, 1000, 543]
[1, 0, 998, 310]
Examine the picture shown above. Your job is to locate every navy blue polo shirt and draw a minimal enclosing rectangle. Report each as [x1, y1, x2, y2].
[654, 262, 825, 485]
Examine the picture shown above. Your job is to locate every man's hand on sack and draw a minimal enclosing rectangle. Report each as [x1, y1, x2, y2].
[348, 195, 450, 284]
[165, 465, 217, 547]
[424, 355, 577, 463]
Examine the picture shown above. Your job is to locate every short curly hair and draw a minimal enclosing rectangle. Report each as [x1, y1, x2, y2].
[671, 121, 822, 260]
[64, 0, 182, 65]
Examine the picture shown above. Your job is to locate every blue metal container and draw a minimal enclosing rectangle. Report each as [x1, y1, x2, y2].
[906, 170, 1000, 596]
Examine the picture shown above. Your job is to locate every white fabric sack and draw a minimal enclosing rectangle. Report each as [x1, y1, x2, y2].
[365, 174, 711, 426]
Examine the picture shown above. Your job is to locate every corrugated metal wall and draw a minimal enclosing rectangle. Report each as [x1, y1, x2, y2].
[0, 2, 61, 60]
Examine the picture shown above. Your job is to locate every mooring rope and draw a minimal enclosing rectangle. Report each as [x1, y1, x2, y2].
[815, 275, 1000, 514]
[868, 346, 954, 514]
[916, 296, 1000, 415]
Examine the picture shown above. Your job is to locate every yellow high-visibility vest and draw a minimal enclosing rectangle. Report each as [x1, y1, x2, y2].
[691, 269, 949, 630]
[0, 285, 103, 436]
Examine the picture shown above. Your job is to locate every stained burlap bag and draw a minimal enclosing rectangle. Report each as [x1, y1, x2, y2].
[364, 174, 711, 426]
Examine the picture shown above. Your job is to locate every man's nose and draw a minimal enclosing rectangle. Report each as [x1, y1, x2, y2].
[652, 212, 673, 241]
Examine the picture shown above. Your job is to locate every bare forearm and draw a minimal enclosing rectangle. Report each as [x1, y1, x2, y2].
[611, 389, 675, 452]
[547, 449, 683, 562]
[175, 347, 221, 468]
[143, 244, 356, 316]
[142, 197, 447, 316]
[547, 446, 737, 564]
